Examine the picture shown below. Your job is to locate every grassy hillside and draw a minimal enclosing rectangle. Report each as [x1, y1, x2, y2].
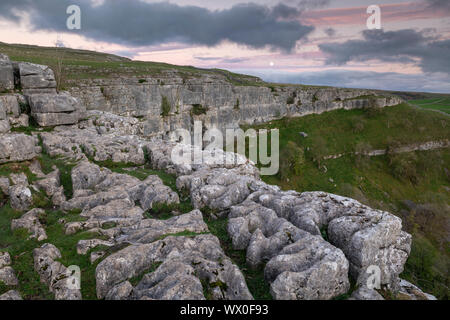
[0, 42, 262, 87]
[247, 103, 449, 299]
[409, 97, 450, 114]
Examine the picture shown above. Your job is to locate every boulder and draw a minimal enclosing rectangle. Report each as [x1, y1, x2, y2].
[18, 62, 56, 94]
[0, 252, 11, 269]
[33, 243, 82, 300]
[0, 95, 20, 117]
[76, 239, 114, 255]
[29, 92, 79, 113]
[32, 112, 80, 127]
[11, 208, 48, 241]
[8, 185, 32, 211]
[0, 54, 14, 91]
[0, 100, 6, 120]
[349, 286, 384, 300]
[0, 177, 9, 194]
[0, 119, 10, 133]
[0, 133, 41, 164]
[0, 266, 19, 286]
[396, 279, 437, 300]
[96, 234, 253, 300]
[0, 290, 22, 300]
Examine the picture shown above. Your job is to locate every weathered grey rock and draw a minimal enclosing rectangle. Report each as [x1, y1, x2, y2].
[29, 92, 79, 114]
[243, 189, 412, 290]
[265, 237, 349, 300]
[90, 251, 106, 264]
[76, 239, 114, 255]
[35, 167, 61, 197]
[18, 62, 56, 94]
[0, 101, 6, 120]
[0, 119, 10, 133]
[0, 54, 14, 91]
[176, 167, 258, 212]
[138, 176, 180, 211]
[67, 75, 401, 139]
[8, 185, 32, 211]
[132, 259, 204, 300]
[9, 172, 28, 186]
[105, 281, 134, 300]
[8, 114, 29, 128]
[40, 125, 146, 165]
[0, 95, 20, 117]
[396, 279, 437, 300]
[0, 252, 18, 286]
[349, 286, 384, 300]
[0, 266, 19, 286]
[29, 92, 82, 126]
[0, 177, 10, 194]
[228, 200, 350, 300]
[0, 290, 22, 300]
[0, 252, 11, 269]
[0, 133, 41, 164]
[32, 112, 80, 127]
[11, 208, 48, 241]
[33, 243, 82, 300]
[71, 161, 111, 192]
[96, 234, 253, 300]
[114, 210, 208, 244]
[29, 160, 46, 178]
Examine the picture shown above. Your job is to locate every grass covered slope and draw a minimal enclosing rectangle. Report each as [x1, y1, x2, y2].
[0, 42, 262, 87]
[248, 103, 449, 299]
[409, 97, 450, 114]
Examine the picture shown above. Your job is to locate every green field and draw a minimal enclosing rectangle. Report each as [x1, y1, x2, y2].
[247, 103, 450, 299]
[409, 97, 450, 114]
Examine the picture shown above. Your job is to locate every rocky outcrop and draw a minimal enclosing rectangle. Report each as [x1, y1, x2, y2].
[2, 53, 431, 301]
[0, 54, 14, 91]
[17, 62, 57, 95]
[0, 252, 19, 286]
[397, 279, 437, 300]
[62, 161, 179, 235]
[67, 75, 402, 138]
[0, 290, 22, 300]
[34, 111, 416, 300]
[96, 234, 253, 300]
[8, 184, 32, 211]
[0, 95, 30, 131]
[0, 133, 41, 164]
[29, 92, 83, 127]
[11, 208, 48, 241]
[40, 123, 146, 164]
[33, 243, 82, 300]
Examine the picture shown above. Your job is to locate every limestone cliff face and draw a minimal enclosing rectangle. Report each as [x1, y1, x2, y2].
[1, 52, 402, 137]
[67, 75, 402, 138]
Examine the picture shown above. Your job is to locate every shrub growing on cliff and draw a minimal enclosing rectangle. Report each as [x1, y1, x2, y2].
[191, 104, 208, 116]
[161, 96, 171, 117]
[286, 96, 295, 105]
[234, 99, 240, 110]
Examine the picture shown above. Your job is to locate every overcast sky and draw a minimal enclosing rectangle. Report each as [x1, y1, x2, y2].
[0, 0, 449, 92]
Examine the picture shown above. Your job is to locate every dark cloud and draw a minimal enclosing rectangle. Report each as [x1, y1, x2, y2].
[0, 0, 314, 51]
[425, 0, 450, 11]
[324, 27, 336, 37]
[319, 29, 450, 74]
[235, 69, 450, 93]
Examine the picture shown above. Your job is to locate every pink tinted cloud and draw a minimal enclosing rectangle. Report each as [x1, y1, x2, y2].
[300, 2, 450, 26]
